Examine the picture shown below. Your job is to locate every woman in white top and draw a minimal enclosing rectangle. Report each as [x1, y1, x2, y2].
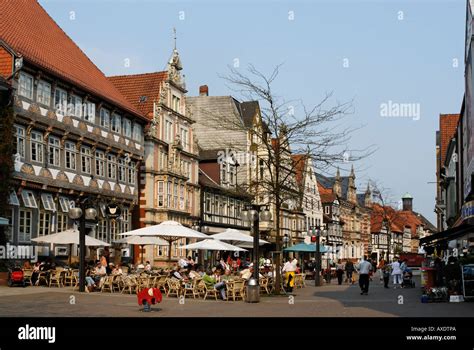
[390, 259, 402, 288]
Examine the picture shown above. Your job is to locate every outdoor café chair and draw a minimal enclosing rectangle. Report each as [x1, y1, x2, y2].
[166, 278, 182, 298]
[49, 270, 63, 288]
[259, 277, 272, 294]
[200, 281, 218, 301]
[64, 270, 78, 287]
[23, 269, 33, 286]
[183, 278, 201, 299]
[230, 279, 245, 301]
[121, 276, 138, 294]
[101, 275, 115, 293]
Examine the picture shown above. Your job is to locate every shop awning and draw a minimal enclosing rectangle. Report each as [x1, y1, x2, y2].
[0, 217, 8, 226]
[420, 223, 473, 246]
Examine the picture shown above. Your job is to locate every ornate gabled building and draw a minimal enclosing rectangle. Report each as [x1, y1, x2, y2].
[109, 48, 200, 266]
[316, 166, 372, 262]
[292, 154, 324, 238]
[1, 1, 147, 260]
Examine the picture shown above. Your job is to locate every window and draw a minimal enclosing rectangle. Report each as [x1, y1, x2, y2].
[18, 72, 33, 99]
[259, 159, 265, 179]
[159, 150, 167, 171]
[19, 210, 32, 242]
[97, 220, 107, 242]
[165, 119, 173, 142]
[41, 193, 56, 211]
[65, 141, 76, 170]
[14, 125, 25, 158]
[132, 123, 142, 142]
[325, 206, 330, 215]
[57, 213, 68, 233]
[120, 208, 130, 233]
[221, 164, 227, 184]
[71, 95, 82, 118]
[157, 181, 164, 207]
[111, 113, 121, 133]
[54, 88, 67, 114]
[205, 193, 211, 213]
[21, 190, 37, 208]
[179, 184, 185, 210]
[83, 102, 95, 123]
[38, 211, 51, 236]
[173, 181, 178, 209]
[58, 196, 71, 213]
[80, 146, 92, 174]
[107, 154, 117, 180]
[30, 131, 44, 163]
[167, 182, 172, 208]
[48, 136, 61, 167]
[118, 158, 126, 182]
[100, 108, 110, 129]
[37, 80, 51, 106]
[122, 118, 132, 138]
[180, 127, 188, 150]
[95, 150, 105, 177]
[172, 95, 181, 113]
[8, 190, 19, 206]
[128, 161, 136, 185]
[5, 209, 13, 242]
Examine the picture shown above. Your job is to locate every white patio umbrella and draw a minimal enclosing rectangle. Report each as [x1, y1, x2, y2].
[32, 229, 111, 246]
[32, 228, 110, 264]
[114, 236, 168, 264]
[212, 228, 269, 246]
[182, 239, 247, 252]
[118, 220, 209, 264]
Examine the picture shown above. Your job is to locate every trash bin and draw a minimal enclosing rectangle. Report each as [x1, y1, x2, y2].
[246, 278, 260, 303]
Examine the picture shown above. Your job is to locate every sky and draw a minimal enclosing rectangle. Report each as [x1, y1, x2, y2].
[39, 0, 467, 223]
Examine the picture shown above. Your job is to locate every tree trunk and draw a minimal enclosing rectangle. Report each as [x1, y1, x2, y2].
[274, 199, 282, 294]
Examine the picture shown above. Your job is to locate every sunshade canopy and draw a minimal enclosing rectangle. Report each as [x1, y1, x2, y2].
[114, 235, 168, 246]
[211, 228, 269, 246]
[31, 229, 110, 246]
[118, 220, 208, 239]
[283, 242, 328, 253]
[182, 239, 247, 252]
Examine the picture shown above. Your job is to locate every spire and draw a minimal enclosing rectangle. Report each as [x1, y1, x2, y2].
[173, 27, 177, 50]
[350, 164, 355, 178]
[336, 167, 340, 180]
[365, 182, 371, 194]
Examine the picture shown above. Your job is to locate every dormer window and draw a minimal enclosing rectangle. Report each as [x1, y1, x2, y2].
[18, 72, 33, 99]
[111, 113, 121, 133]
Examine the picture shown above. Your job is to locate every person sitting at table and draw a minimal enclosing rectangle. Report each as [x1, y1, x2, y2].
[178, 257, 188, 269]
[188, 265, 201, 280]
[112, 264, 123, 275]
[145, 261, 152, 272]
[169, 266, 187, 281]
[202, 269, 227, 300]
[31, 261, 41, 286]
[221, 269, 233, 282]
[92, 262, 107, 286]
[187, 256, 195, 267]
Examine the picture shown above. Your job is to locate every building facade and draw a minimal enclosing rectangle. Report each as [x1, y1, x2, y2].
[1, 1, 148, 260]
[109, 48, 201, 266]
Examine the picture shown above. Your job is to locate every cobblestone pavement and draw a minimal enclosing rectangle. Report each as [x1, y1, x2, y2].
[0, 276, 472, 317]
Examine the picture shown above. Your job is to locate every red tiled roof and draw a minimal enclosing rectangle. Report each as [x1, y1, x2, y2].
[371, 203, 423, 237]
[318, 182, 335, 203]
[439, 114, 459, 166]
[291, 154, 306, 186]
[0, 0, 144, 119]
[108, 71, 168, 120]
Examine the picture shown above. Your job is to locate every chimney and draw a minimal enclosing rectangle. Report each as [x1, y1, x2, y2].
[402, 193, 413, 211]
[199, 85, 209, 96]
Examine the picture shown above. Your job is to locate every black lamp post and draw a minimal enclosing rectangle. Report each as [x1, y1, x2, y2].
[241, 204, 271, 302]
[310, 225, 322, 286]
[68, 199, 97, 293]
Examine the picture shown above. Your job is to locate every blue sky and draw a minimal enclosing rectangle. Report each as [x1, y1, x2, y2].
[39, 0, 467, 223]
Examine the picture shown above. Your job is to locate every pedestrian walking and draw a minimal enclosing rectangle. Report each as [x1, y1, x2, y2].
[357, 255, 372, 295]
[336, 259, 345, 285]
[377, 258, 386, 283]
[345, 260, 355, 284]
[391, 258, 402, 289]
[382, 264, 391, 288]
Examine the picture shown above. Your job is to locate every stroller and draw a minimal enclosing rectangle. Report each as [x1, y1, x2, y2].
[8, 266, 26, 287]
[401, 268, 415, 288]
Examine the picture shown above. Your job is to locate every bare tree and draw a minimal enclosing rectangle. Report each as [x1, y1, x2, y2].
[193, 65, 376, 294]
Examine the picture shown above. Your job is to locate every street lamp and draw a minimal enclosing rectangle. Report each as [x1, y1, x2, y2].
[310, 225, 322, 286]
[68, 199, 97, 292]
[241, 204, 271, 302]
